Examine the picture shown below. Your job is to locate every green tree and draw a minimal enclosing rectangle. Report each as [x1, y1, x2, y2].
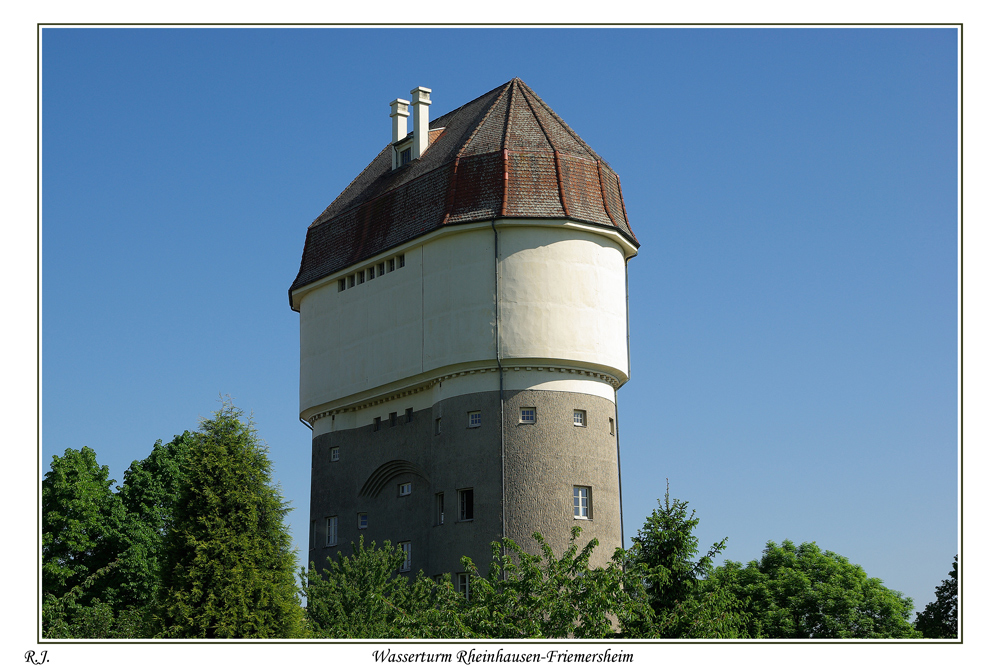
[622, 483, 746, 638]
[302, 537, 468, 638]
[157, 401, 304, 638]
[304, 529, 645, 639]
[707, 540, 919, 638]
[460, 527, 635, 639]
[42, 447, 124, 603]
[112, 432, 195, 614]
[914, 555, 958, 639]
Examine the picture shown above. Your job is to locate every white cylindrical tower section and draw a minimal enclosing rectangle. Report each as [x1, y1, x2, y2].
[294, 220, 634, 424]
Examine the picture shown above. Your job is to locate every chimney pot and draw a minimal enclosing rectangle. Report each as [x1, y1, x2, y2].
[410, 86, 432, 158]
[389, 98, 410, 144]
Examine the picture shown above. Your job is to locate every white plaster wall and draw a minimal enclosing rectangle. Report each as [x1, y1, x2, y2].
[498, 226, 629, 377]
[296, 221, 631, 421]
[421, 229, 497, 370]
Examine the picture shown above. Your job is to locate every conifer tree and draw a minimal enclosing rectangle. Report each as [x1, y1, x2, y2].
[914, 556, 958, 638]
[157, 401, 303, 638]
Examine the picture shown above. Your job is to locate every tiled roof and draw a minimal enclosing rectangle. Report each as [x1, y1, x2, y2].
[290, 78, 638, 302]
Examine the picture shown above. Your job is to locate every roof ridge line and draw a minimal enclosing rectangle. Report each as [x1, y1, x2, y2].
[516, 79, 604, 165]
[519, 82, 568, 217]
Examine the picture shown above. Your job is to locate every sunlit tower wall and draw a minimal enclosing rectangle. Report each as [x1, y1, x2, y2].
[289, 79, 639, 581]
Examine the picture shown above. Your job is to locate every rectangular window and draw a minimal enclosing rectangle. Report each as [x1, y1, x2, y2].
[348, 274, 355, 288]
[358, 513, 368, 529]
[574, 410, 586, 427]
[400, 542, 412, 572]
[330, 446, 340, 462]
[373, 416, 380, 432]
[435, 417, 442, 435]
[468, 410, 481, 428]
[398, 254, 405, 268]
[390, 412, 397, 427]
[435, 492, 445, 525]
[399, 482, 412, 496]
[378, 262, 385, 276]
[609, 417, 615, 435]
[388, 258, 395, 272]
[368, 266, 375, 280]
[399, 147, 411, 166]
[310, 520, 316, 549]
[405, 408, 413, 423]
[459, 488, 474, 521]
[458, 573, 470, 599]
[339, 278, 346, 291]
[326, 516, 338, 546]
[520, 407, 536, 424]
[574, 486, 591, 520]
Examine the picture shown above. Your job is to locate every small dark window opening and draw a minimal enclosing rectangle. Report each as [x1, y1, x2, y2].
[399, 147, 411, 166]
[459, 488, 474, 521]
[373, 417, 380, 432]
[405, 408, 413, 423]
[390, 412, 397, 427]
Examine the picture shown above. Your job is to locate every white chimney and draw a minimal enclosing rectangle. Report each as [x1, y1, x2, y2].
[389, 98, 410, 144]
[410, 86, 432, 158]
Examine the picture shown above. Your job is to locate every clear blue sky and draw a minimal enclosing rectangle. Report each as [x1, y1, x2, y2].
[39, 26, 958, 625]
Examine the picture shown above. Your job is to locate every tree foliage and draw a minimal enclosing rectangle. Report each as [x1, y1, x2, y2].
[621, 483, 747, 638]
[914, 555, 958, 639]
[302, 537, 468, 638]
[157, 402, 304, 638]
[111, 433, 195, 613]
[706, 540, 919, 638]
[42, 446, 124, 604]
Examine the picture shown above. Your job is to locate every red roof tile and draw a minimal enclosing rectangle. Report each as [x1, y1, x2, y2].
[290, 78, 637, 302]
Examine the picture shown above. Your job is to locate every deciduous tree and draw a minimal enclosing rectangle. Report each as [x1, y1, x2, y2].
[707, 540, 919, 638]
[42, 447, 124, 602]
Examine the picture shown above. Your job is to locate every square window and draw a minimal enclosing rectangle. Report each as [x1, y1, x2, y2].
[435, 492, 445, 525]
[388, 258, 395, 272]
[399, 482, 412, 496]
[358, 512, 368, 529]
[368, 267, 375, 280]
[405, 408, 413, 423]
[378, 262, 385, 276]
[520, 408, 536, 424]
[459, 488, 474, 521]
[390, 412, 397, 427]
[330, 446, 340, 462]
[398, 254, 405, 268]
[326, 516, 338, 546]
[373, 416, 380, 432]
[458, 573, 470, 599]
[574, 486, 591, 520]
[468, 410, 481, 428]
[573, 410, 586, 427]
[400, 542, 412, 572]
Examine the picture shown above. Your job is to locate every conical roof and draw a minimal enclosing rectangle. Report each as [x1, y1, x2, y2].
[290, 78, 637, 300]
